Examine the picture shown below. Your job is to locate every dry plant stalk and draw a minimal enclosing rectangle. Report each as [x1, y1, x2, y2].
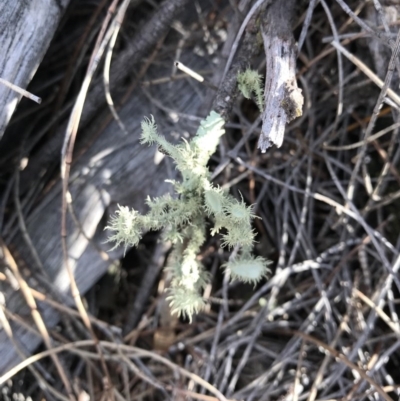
[0, 77, 41, 104]
[259, 0, 304, 151]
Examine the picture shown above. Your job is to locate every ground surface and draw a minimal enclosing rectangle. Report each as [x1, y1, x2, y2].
[0, 1, 400, 400]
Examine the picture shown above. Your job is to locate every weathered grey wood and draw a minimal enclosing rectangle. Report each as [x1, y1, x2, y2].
[0, 0, 69, 139]
[0, 0, 210, 376]
[211, 11, 262, 120]
[19, 0, 189, 191]
[259, 0, 303, 151]
[0, 69, 206, 374]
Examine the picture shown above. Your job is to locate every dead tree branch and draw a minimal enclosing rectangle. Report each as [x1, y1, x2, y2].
[259, 0, 304, 151]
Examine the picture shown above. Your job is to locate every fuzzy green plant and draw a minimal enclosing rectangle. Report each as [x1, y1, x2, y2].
[237, 68, 264, 112]
[106, 111, 270, 321]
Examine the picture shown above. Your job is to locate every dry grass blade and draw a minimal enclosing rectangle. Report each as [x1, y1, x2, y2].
[330, 40, 400, 107]
[0, 297, 70, 401]
[60, 0, 128, 397]
[0, 340, 229, 401]
[0, 240, 74, 400]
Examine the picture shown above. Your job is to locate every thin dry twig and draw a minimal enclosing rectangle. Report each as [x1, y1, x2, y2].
[0, 77, 42, 104]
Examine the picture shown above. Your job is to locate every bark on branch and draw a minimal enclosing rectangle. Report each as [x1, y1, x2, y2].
[259, 0, 303, 152]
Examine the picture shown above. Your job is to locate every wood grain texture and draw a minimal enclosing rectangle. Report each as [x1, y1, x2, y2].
[0, 0, 69, 139]
[0, 0, 206, 375]
[259, 0, 303, 151]
[19, 0, 190, 191]
[0, 72, 206, 375]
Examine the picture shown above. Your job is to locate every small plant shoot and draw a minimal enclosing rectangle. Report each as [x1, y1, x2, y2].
[107, 111, 270, 321]
[237, 68, 264, 112]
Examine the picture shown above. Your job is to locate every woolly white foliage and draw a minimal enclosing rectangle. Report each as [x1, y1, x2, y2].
[106, 206, 143, 252]
[107, 111, 270, 321]
[166, 287, 206, 323]
[237, 68, 264, 112]
[140, 115, 158, 145]
[204, 187, 225, 215]
[221, 225, 255, 249]
[224, 195, 256, 222]
[225, 256, 271, 285]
